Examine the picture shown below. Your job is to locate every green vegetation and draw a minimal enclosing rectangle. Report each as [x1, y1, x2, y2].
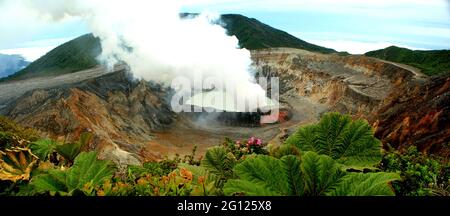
[29, 139, 58, 161]
[0, 113, 447, 196]
[29, 132, 92, 165]
[220, 14, 336, 53]
[380, 146, 449, 196]
[365, 46, 450, 76]
[0, 116, 39, 149]
[1, 14, 338, 82]
[1, 34, 101, 81]
[284, 112, 382, 169]
[31, 151, 115, 196]
[224, 153, 399, 196]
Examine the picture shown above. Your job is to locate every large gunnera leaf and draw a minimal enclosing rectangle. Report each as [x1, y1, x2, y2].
[300, 151, 345, 195]
[224, 152, 398, 196]
[327, 172, 400, 196]
[284, 112, 382, 169]
[29, 139, 58, 161]
[56, 132, 93, 162]
[223, 155, 293, 196]
[201, 147, 236, 187]
[0, 147, 38, 182]
[31, 151, 115, 195]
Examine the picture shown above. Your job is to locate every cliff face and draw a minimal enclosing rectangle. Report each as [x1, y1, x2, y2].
[252, 48, 448, 156]
[0, 47, 447, 165]
[2, 70, 176, 166]
[371, 74, 450, 156]
[251, 48, 418, 115]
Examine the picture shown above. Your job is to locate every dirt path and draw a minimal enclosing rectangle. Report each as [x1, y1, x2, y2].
[372, 58, 427, 79]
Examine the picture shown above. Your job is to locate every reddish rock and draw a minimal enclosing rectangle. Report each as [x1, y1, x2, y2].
[371, 74, 450, 157]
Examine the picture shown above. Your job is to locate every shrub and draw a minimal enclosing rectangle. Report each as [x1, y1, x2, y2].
[380, 146, 449, 196]
[222, 137, 268, 160]
[0, 116, 39, 149]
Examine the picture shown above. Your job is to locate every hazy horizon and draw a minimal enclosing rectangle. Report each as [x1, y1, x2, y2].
[0, 0, 449, 61]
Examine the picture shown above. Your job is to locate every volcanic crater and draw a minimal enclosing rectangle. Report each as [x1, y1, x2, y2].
[0, 47, 438, 166]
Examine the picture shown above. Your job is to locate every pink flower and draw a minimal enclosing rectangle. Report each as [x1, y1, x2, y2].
[256, 139, 262, 146]
[248, 137, 256, 144]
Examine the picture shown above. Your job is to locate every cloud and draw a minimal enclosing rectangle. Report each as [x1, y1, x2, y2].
[0, 46, 56, 61]
[183, 0, 449, 16]
[0, 1, 87, 49]
[184, 0, 450, 51]
[295, 31, 449, 52]
[0, 36, 75, 61]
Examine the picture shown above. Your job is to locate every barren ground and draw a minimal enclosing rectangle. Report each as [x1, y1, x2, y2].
[0, 47, 426, 162]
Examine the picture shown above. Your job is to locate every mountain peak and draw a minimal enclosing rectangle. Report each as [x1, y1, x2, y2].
[1, 14, 337, 82]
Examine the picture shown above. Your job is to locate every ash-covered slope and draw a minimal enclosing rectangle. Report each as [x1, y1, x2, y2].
[1, 68, 176, 166]
[0, 47, 447, 165]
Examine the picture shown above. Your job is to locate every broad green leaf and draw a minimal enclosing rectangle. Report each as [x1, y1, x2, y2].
[56, 142, 82, 162]
[30, 151, 115, 195]
[55, 132, 93, 162]
[300, 152, 345, 196]
[328, 172, 400, 196]
[66, 151, 115, 191]
[281, 155, 304, 195]
[233, 155, 289, 194]
[29, 139, 58, 160]
[31, 169, 68, 194]
[201, 147, 236, 176]
[201, 147, 236, 188]
[285, 112, 382, 169]
[223, 152, 398, 196]
[78, 132, 93, 147]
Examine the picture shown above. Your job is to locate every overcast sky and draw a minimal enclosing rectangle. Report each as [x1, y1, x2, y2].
[0, 0, 449, 61]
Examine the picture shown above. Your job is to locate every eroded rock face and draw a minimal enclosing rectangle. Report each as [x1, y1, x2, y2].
[2, 70, 176, 165]
[1, 47, 446, 164]
[371, 73, 450, 157]
[252, 48, 449, 155]
[251, 48, 417, 115]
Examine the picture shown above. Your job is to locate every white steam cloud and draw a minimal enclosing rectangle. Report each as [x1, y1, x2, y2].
[20, 0, 269, 112]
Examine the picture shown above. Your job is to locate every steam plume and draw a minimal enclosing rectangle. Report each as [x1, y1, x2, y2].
[21, 0, 269, 111]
